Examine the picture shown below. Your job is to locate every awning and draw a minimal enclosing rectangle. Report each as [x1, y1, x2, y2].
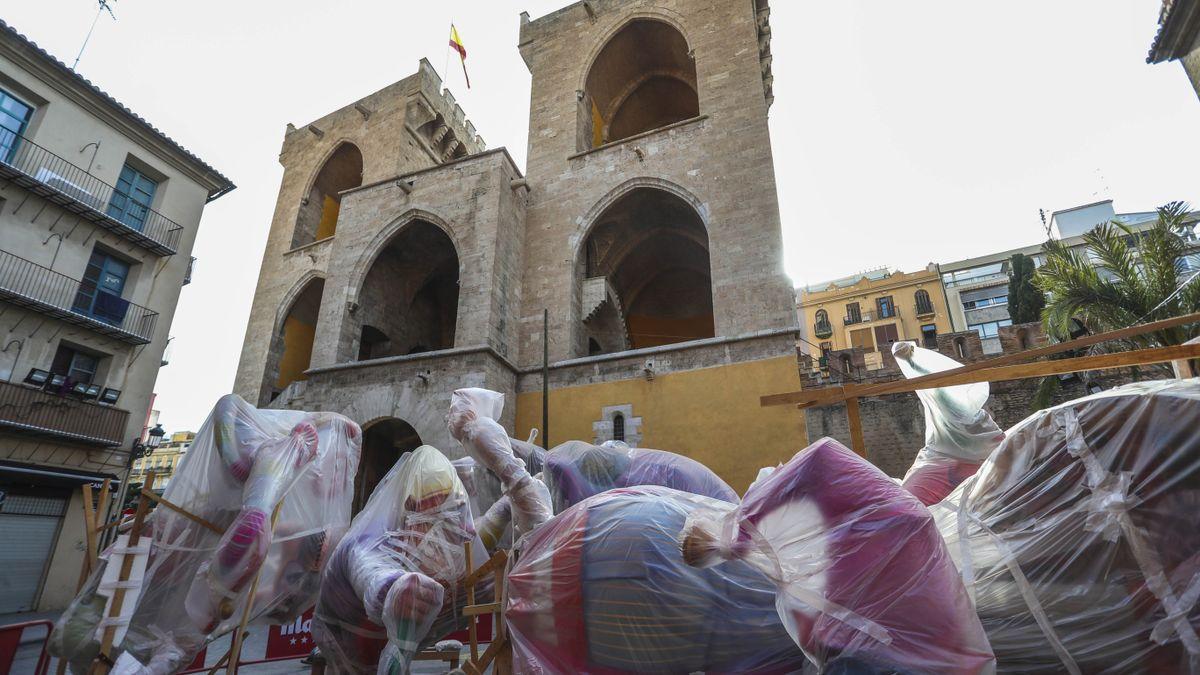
[0, 460, 120, 489]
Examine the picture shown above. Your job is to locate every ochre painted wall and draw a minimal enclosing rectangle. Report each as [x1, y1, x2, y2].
[276, 316, 316, 389]
[315, 195, 340, 240]
[514, 355, 806, 493]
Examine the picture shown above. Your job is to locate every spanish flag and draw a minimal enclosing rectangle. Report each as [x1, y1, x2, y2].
[449, 24, 470, 88]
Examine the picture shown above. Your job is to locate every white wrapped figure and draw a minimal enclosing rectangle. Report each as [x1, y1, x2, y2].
[892, 340, 1005, 505]
[313, 446, 488, 675]
[49, 394, 361, 674]
[448, 388, 551, 538]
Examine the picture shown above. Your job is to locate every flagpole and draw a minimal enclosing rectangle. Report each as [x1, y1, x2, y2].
[443, 22, 452, 88]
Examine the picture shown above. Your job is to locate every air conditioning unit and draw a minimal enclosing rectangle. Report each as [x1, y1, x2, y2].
[33, 167, 104, 210]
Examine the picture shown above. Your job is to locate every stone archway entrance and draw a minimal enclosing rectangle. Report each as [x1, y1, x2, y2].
[353, 417, 423, 512]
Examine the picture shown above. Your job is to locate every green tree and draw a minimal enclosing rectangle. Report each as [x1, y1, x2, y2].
[1031, 201, 1200, 406]
[1007, 253, 1045, 324]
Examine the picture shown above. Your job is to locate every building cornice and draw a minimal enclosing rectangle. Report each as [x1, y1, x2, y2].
[0, 20, 235, 201]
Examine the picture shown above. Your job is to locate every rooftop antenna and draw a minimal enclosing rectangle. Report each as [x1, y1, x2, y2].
[73, 0, 117, 71]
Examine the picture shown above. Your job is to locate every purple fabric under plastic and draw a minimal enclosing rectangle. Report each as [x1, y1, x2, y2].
[543, 440, 738, 512]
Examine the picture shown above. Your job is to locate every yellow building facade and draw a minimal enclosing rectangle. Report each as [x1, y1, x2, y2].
[798, 265, 953, 369]
[131, 430, 195, 491]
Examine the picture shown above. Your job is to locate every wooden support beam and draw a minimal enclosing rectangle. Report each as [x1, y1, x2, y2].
[762, 312, 1200, 408]
[141, 490, 224, 535]
[845, 397, 866, 457]
[464, 548, 507, 587]
[462, 602, 501, 617]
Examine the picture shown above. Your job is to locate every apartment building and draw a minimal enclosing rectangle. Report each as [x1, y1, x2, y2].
[0, 21, 233, 613]
[797, 265, 954, 372]
[941, 200, 1200, 354]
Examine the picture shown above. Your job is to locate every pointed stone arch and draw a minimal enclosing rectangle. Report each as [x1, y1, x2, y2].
[577, 16, 699, 150]
[291, 141, 363, 247]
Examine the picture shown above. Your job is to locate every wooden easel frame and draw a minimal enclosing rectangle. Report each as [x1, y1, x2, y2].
[68, 471, 283, 675]
[459, 542, 512, 675]
[762, 312, 1200, 456]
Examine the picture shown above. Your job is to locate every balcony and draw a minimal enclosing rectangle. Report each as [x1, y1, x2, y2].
[0, 378, 129, 446]
[0, 249, 158, 344]
[813, 321, 833, 339]
[915, 302, 936, 318]
[0, 129, 182, 256]
[844, 308, 900, 325]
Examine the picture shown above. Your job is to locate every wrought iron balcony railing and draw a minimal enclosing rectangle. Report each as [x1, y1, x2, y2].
[0, 249, 158, 344]
[0, 128, 182, 255]
[0, 378, 129, 446]
[844, 308, 899, 325]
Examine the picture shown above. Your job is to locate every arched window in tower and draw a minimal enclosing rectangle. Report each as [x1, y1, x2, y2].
[578, 187, 713, 356]
[612, 412, 625, 442]
[352, 220, 459, 361]
[579, 20, 699, 150]
[914, 289, 934, 316]
[267, 277, 325, 404]
[292, 142, 363, 248]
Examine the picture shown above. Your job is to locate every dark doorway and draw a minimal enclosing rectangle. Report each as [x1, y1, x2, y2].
[354, 418, 423, 513]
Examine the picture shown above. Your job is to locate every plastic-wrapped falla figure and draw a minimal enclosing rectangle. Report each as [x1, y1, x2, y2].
[313, 446, 488, 675]
[934, 379, 1200, 672]
[681, 437, 995, 674]
[892, 340, 1005, 505]
[49, 394, 361, 674]
[542, 440, 738, 512]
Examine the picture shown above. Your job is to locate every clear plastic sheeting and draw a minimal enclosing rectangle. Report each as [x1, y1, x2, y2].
[682, 437, 995, 674]
[542, 440, 738, 513]
[454, 438, 545, 548]
[313, 445, 487, 675]
[892, 341, 1005, 505]
[49, 394, 361, 674]
[507, 485, 808, 674]
[933, 379, 1200, 673]
[449, 388, 551, 538]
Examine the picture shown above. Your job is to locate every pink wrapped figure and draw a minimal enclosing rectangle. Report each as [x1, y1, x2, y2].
[682, 437, 995, 674]
[49, 394, 361, 674]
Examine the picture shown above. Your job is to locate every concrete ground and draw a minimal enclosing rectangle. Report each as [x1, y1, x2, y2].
[3, 611, 475, 674]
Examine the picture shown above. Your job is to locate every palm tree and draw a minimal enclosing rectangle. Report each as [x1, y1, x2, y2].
[1031, 201, 1200, 405]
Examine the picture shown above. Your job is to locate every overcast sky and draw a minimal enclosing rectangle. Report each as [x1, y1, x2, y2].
[5, 1, 1198, 433]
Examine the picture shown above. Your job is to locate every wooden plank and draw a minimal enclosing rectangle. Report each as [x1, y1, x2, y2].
[92, 471, 155, 674]
[141, 490, 224, 535]
[845, 397, 866, 457]
[766, 340, 1200, 409]
[462, 602, 500, 617]
[762, 311, 1200, 408]
[463, 548, 507, 588]
[913, 343, 1200, 390]
[473, 635, 509, 671]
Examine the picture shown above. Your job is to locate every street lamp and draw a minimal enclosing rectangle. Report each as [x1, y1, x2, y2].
[132, 423, 166, 463]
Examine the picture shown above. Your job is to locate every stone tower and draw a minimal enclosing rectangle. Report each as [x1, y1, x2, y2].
[235, 0, 804, 496]
[516, 0, 794, 365]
